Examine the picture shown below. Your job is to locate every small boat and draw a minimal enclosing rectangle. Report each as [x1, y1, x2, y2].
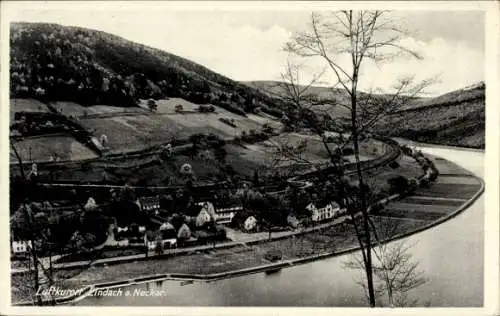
[265, 268, 282, 275]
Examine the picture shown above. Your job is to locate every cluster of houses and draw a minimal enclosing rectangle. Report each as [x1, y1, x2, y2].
[10, 193, 348, 256]
[109, 195, 348, 251]
[108, 197, 241, 251]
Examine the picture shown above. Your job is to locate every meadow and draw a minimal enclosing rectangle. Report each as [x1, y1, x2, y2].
[10, 135, 98, 163]
[10, 98, 50, 122]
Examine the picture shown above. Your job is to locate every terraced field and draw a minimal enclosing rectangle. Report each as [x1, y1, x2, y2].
[369, 156, 481, 230]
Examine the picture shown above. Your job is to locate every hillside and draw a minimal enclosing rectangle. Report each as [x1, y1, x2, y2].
[373, 82, 485, 149]
[244, 80, 349, 102]
[246, 80, 485, 149]
[10, 22, 283, 117]
[9, 22, 484, 150]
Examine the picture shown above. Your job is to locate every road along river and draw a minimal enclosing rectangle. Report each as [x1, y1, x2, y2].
[74, 145, 484, 307]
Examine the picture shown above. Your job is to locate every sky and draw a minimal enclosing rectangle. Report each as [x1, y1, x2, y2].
[3, 2, 486, 96]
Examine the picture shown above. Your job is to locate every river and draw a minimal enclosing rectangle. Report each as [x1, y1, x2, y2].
[76, 145, 484, 307]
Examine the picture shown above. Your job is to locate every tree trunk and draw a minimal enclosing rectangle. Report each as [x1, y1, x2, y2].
[351, 87, 376, 307]
[11, 141, 26, 180]
[32, 241, 42, 305]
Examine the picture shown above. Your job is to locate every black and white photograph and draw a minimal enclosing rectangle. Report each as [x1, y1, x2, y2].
[1, 1, 498, 313]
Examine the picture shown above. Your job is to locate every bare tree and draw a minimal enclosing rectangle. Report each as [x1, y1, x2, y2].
[344, 216, 428, 307]
[278, 10, 435, 307]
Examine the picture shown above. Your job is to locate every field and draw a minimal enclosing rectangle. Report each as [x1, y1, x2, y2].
[358, 154, 423, 191]
[10, 135, 98, 163]
[38, 148, 225, 185]
[138, 98, 200, 114]
[431, 156, 475, 176]
[51, 101, 149, 117]
[76, 98, 283, 153]
[224, 133, 384, 178]
[79, 116, 177, 153]
[10, 98, 51, 122]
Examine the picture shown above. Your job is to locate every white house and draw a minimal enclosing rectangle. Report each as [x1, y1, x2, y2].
[11, 240, 32, 254]
[145, 224, 178, 250]
[198, 201, 241, 224]
[145, 237, 177, 251]
[310, 202, 342, 223]
[196, 209, 212, 227]
[216, 207, 241, 224]
[116, 226, 129, 234]
[117, 239, 130, 247]
[84, 197, 97, 211]
[198, 202, 216, 215]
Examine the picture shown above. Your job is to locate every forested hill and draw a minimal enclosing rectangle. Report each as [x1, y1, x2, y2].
[373, 82, 485, 149]
[9, 22, 283, 116]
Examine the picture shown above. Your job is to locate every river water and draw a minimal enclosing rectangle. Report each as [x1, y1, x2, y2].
[77, 145, 484, 307]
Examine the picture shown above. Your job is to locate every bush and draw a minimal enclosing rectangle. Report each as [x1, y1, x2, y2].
[219, 117, 237, 128]
[400, 145, 412, 156]
[259, 104, 283, 118]
[175, 104, 184, 112]
[429, 168, 439, 182]
[212, 100, 246, 116]
[406, 178, 419, 194]
[388, 161, 400, 169]
[261, 123, 274, 135]
[370, 202, 384, 214]
[419, 178, 431, 188]
[343, 147, 354, 155]
[387, 175, 409, 195]
[198, 104, 215, 113]
[154, 240, 164, 254]
[239, 129, 271, 144]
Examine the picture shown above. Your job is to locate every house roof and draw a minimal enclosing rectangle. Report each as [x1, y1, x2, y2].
[216, 206, 242, 213]
[138, 196, 160, 208]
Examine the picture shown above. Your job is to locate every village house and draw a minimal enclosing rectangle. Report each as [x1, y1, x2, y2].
[307, 201, 343, 223]
[195, 208, 212, 227]
[216, 206, 242, 224]
[114, 224, 147, 244]
[197, 201, 241, 225]
[144, 224, 177, 251]
[137, 196, 161, 215]
[11, 239, 32, 255]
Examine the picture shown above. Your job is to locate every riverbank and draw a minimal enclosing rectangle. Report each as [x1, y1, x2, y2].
[11, 151, 483, 306]
[393, 137, 485, 153]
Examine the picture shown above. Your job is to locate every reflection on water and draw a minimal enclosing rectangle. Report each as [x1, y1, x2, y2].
[76, 146, 484, 307]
